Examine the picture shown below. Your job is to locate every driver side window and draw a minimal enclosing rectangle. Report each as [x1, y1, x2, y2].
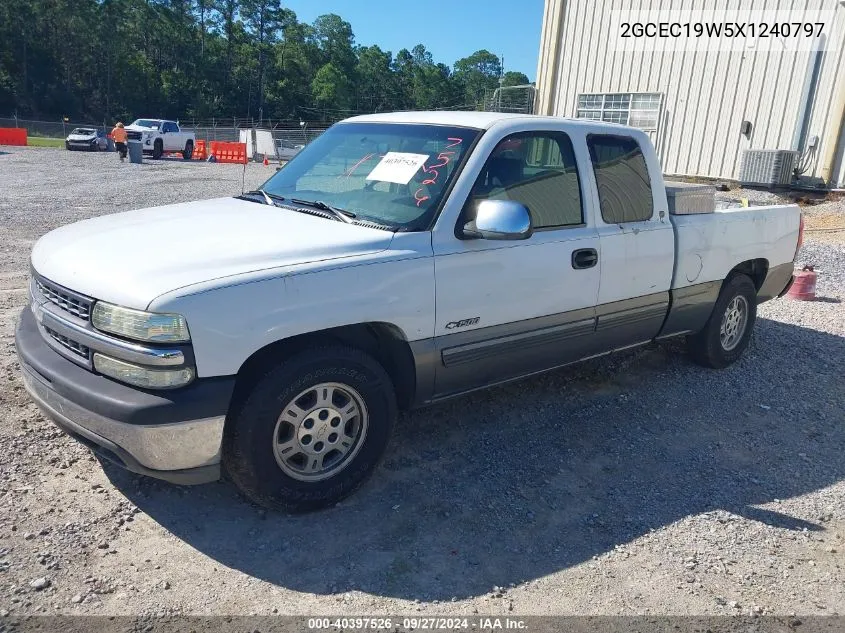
[465, 131, 584, 230]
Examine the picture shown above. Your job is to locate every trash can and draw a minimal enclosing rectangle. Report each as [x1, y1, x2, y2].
[127, 140, 143, 164]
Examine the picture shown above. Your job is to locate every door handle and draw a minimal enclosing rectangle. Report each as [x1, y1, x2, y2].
[572, 248, 598, 270]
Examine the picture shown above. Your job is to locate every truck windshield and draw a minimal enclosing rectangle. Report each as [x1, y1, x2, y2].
[260, 122, 481, 230]
[131, 119, 161, 129]
[71, 128, 94, 135]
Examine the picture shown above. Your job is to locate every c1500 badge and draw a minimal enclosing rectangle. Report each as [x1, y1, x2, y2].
[445, 317, 480, 329]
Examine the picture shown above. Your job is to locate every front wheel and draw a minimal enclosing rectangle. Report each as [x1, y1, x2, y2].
[223, 345, 397, 512]
[183, 140, 193, 160]
[687, 274, 757, 369]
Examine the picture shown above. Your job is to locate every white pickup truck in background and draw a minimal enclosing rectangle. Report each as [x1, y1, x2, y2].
[16, 112, 801, 511]
[125, 118, 195, 159]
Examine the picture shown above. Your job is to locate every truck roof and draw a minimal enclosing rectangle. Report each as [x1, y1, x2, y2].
[343, 111, 610, 130]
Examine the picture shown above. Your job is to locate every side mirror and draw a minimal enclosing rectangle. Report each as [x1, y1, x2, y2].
[462, 199, 533, 240]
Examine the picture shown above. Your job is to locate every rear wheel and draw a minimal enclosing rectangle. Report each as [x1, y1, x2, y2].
[223, 345, 396, 512]
[152, 139, 163, 159]
[183, 140, 193, 160]
[687, 274, 757, 369]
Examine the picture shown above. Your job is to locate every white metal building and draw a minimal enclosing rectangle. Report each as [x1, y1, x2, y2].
[535, 0, 845, 187]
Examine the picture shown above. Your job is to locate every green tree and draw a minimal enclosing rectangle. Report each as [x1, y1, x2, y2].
[312, 14, 356, 78]
[240, 0, 291, 119]
[502, 71, 530, 87]
[390, 48, 415, 109]
[0, 1, 530, 123]
[453, 49, 502, 109]
[355, 45, 396, 112]
[266, 20, 319, 118]
[311, 62, 352, 116]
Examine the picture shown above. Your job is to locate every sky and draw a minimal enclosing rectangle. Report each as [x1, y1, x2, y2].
[283, 0, 546, 81]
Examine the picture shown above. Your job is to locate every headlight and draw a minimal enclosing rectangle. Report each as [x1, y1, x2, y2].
[94, 353, 194, 389]
[91, 302, 190, 343]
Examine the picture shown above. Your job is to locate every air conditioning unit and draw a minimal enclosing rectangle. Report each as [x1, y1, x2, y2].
[739, 149, 798, 187]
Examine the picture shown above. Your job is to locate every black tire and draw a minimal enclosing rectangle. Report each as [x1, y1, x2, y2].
[687, 273, 757, 369]
[183, 140, 193, 160]
[223, 345, 397, 512]
[152, 139, 163, 159]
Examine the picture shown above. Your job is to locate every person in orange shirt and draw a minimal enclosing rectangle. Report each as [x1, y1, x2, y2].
[111, 122, 128, 162]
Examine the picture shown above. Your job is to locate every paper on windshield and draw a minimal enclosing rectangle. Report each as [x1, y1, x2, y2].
[365, 152, 429, 185]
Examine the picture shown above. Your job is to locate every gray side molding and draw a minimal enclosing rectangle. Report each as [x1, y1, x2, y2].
[658, 281, 722, 339]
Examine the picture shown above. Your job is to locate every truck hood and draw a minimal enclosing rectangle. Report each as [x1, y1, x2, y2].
[31, 197, 394, 309]
[125, 125, 157, 132]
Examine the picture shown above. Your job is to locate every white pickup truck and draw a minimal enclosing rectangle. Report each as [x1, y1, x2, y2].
[125, 118, 195, 159]
[16, 112, 802, 511]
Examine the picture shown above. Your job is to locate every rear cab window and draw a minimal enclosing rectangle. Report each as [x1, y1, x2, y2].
[586, 134, 653, 224]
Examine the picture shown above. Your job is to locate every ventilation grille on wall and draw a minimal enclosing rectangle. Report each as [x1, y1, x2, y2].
[739, 150, 799, 186]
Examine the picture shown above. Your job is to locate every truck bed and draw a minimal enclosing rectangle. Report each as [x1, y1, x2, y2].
[669, 203, 800, 291]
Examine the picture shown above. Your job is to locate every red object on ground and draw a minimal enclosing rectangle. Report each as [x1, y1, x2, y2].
[0, 128, 27, 146]
[192, 139, 207, 160]
[787, 265, 817, 301]
[263, 156, 269, 166]
[209, 141, 247, 164]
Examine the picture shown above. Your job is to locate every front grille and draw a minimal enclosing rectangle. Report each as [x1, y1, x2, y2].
[126, 131, 142, 141]
[35, 277, 92, 320]
[43, 325, 91, 360]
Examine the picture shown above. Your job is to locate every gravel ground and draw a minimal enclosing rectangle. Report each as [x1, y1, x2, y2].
[0, 146, 844, 619]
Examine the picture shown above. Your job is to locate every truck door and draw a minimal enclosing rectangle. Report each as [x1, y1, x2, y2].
[162, 121, 179, 151]
[587, 133, 674, 351]
[431, 129, 601, 398]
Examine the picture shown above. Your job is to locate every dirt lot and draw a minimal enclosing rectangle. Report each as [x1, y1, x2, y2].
[0, 147, 844, 619]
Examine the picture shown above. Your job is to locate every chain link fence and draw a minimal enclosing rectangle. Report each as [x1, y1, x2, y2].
[177, 119, 329, 145]
[1, 116, 330, 147]
[0, 117, 112, 138]
[482, 85, 537, 114]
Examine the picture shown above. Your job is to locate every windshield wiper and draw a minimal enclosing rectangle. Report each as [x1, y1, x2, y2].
[290, 198, 356, 224]
[239, 189, 285, 206]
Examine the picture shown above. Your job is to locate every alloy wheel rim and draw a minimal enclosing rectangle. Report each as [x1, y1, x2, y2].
[272, 382, 368, 482]
[719, 295, 749, 351]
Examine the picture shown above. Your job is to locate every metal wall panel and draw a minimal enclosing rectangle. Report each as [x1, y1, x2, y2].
[535, 0, 845, 183]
